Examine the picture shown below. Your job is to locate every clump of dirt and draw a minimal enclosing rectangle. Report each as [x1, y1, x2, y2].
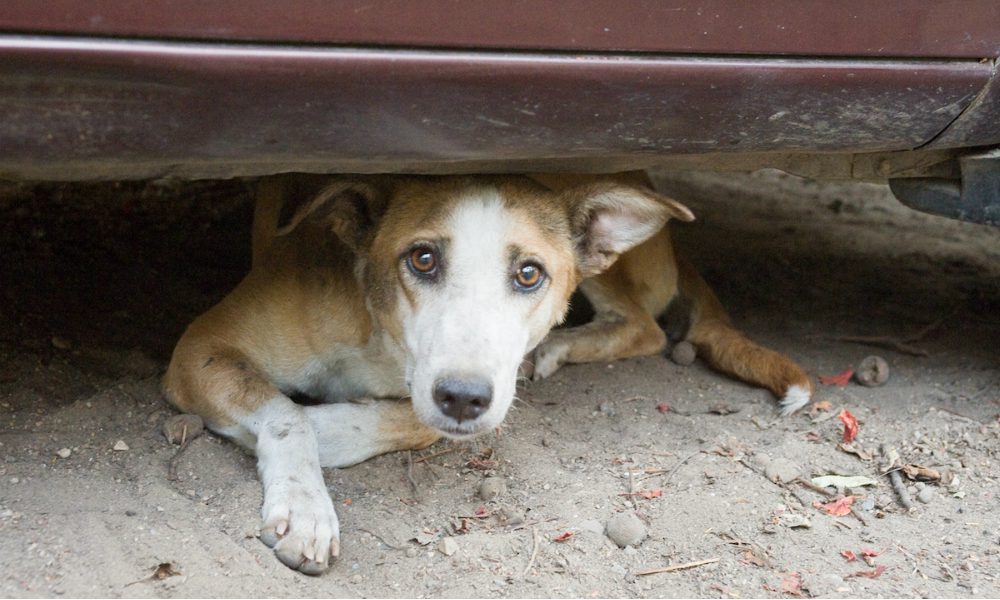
[1, 171, 999, 597]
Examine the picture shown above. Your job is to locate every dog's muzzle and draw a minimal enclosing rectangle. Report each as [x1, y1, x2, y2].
[432, 376, 493, 424]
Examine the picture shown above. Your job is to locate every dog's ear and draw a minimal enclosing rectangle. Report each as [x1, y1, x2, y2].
[566, 182, 695, 277]
[275, 180, 388, 252]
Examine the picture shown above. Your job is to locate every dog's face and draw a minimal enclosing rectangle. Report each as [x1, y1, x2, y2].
[290, 175, 692, 438]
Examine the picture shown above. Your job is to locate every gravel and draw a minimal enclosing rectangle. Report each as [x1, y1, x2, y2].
[606, 512, 647, 548]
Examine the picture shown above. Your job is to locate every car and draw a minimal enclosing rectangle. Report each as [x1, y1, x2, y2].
[1, 0, 998, 223]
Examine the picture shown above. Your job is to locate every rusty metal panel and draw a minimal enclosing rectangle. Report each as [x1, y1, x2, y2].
[927, 60, 1000, 149]
[1, 0, 999, 59]
[0, 38, 990, 180]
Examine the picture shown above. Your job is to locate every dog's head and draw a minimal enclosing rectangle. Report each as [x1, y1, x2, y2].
[282, 175, 693, 437]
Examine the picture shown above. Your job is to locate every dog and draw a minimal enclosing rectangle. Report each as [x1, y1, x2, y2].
[163, 172, 811, 574]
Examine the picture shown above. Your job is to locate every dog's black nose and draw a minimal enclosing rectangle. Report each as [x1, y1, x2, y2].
[433, 378, 493, 423]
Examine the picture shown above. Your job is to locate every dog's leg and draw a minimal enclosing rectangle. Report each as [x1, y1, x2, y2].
[676, 258, 813, 415]
[304, 400, 441, 468]
[166, 348, 339, 575]
[532, 276, 666, 379]
[166, 345, 441, 574]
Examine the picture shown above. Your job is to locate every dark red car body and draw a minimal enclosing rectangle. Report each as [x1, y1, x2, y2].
[2, 0, 999, 217]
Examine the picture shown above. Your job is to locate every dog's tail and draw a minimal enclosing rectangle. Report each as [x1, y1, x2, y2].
[673, 258, 813, 416]
[251, 177, 288, 269]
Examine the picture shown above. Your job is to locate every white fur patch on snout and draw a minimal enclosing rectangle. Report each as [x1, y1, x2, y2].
[402, 192, 540, 438]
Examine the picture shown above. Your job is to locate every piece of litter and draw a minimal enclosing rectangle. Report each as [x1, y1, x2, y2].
[811, 475, 877, 489]
[113, 440, 129, 451]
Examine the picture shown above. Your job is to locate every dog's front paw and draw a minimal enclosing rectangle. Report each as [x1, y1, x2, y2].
[532, 339, 569, 381]
[260, 480, 340, 575]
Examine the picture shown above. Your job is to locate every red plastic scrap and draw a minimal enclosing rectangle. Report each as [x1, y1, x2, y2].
[813, 496, 855, 517]
[819, 368, 854, 386]
[841, 549, 858, 562]
[838, 409, 859, 443]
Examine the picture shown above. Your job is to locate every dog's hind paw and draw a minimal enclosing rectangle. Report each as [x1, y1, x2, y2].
[260, 481, 340, 575]
[531, 339, 569, 381]
[778, 384, 811, 417]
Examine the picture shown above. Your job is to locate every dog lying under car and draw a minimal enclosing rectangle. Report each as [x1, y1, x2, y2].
[163, 172, 812, 574]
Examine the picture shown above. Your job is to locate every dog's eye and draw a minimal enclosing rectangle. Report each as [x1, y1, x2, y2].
[514, 262, 545, 291]
[407, 246, 438, 278]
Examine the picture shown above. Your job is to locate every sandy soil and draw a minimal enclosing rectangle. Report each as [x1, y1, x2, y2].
[1, 171, 999, 598]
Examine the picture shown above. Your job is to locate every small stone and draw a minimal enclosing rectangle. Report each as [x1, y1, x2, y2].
[405, 547, 418, 558]
[55, 448, 71, 459]
[125, 509, 137, 517]
[855, 356, 889, 387]
[917, 488, 936, 504]
[606, 512, 647, 548]
[670, 341, 696, 366]
[914, 482, 926, 491]
[598, 402, 616, 417]
[781, 514, 812, 529]
[112, 440, 129, 451]
[860, 497, 876, 512]
[765, 458, 801, 484]
[478, 477, 506, 500]
[9, 477, 19, 484]
[499, 507, 525, 526]
[437, 537, 459, 556]
[350, 574, 362, 585]
[163, 414, 205, 445]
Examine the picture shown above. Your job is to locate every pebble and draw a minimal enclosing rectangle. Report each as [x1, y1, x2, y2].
[163, 414, 205, 445]
[9, 477, 19, 484]
[598, 402, 616, 417]
[499, 507, 525, 526]
[781, 514, 812, 529]
[478, 477, 506, 500]
[405, 547, 418, 558]
[917, 487, 936, 504]
[765, 458, 801, 484]
[55, 448, 71, 459]
[606, 512, 647, 548]
[112, 440, 129, 451]
[437, 537, 459, 556]
[670, 341, 696, 366]
[855, 355, 889, 387]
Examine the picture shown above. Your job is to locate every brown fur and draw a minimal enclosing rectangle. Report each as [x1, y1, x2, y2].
[529, 172, 813, 404]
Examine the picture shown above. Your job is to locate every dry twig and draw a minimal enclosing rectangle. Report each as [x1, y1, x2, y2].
[636, 557, 720, 576]
[521, 527, 540, 578]
[828, 317, 943, 357]
[881, 444, 914, 511]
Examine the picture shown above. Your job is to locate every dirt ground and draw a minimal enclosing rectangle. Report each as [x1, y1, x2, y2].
[1, 170, 998, 598]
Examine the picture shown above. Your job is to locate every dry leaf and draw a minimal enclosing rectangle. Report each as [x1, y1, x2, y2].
[553, 531, 573, 543]
[848, 565, 886, 579]
[860, 548, 880, 557]
[656, 403, 671, 414]
[901, 464, 941, 481]
[820, 368, 854, 386]
[780, 572, 804, 597]
[811, 400, 833, 413]
[838, 409, 859, 443]
[152, 562, 181, 580]
[841, 549, 858, 562]
[837, 442, 873, 461]
[619, 489, 663, 500]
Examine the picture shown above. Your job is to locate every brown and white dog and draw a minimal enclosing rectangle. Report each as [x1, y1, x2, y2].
[163, 172, 811, 574]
